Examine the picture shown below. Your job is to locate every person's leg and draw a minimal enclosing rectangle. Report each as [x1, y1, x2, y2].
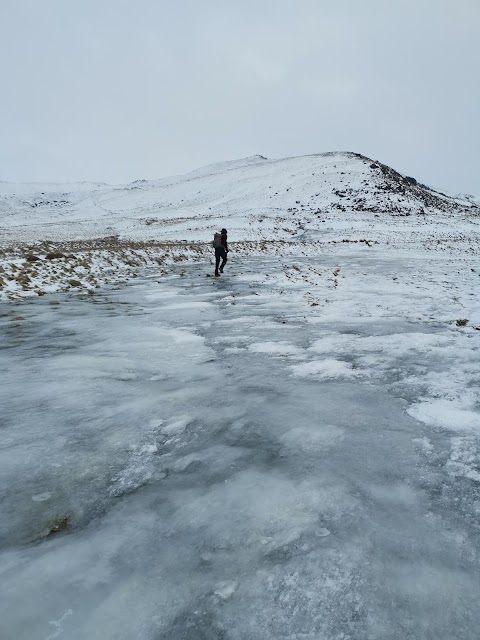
[215, 249, 221, 275]
[219, 250, 227, 272]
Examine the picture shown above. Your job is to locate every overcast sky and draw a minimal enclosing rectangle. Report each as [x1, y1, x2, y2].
[0, 0, 478, 194]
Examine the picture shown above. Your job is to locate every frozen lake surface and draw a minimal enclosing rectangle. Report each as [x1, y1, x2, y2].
[1, 253, 480, 639]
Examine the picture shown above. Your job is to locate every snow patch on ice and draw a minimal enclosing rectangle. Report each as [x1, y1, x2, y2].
[408, 399, 480, 432]
[290, 359, 361, 380]
[213, 580, 238, 600]
[310, 331, 452, 357]
[161, 416, 191, 437]
[45, 609, 73, 640]
[32, 492, 52, 502]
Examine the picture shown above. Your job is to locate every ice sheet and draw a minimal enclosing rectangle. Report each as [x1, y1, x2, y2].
[1, 253, 480, 639]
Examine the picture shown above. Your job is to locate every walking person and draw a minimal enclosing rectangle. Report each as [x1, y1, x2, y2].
[213, 228, 229, 277]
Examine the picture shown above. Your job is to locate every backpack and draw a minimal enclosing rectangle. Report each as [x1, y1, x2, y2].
[212, 232, 223, 249]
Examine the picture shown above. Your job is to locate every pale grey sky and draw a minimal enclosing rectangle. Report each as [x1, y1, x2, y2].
[0, 0, 478, 194]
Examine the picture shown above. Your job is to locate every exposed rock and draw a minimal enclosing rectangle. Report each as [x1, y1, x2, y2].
[26, 254, 40, 262]
[48, 516, 69, 534]
[46, 252, 65, 260]
[34, 515, 70, 541]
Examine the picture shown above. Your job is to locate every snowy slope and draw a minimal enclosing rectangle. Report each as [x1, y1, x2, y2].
[1, 152, 478, 246]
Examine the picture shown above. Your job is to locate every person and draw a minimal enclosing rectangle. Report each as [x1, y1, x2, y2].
[214, 228, 228, 277]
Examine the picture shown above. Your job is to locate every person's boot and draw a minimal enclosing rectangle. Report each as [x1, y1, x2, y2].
[215, 271, 220, 277]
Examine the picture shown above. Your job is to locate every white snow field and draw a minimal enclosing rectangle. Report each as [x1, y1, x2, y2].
[1, 153, 480, 639]
[0, 152, 476, 247]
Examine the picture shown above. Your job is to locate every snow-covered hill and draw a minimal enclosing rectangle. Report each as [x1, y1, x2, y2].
[1, 152, 479, 300]
[1, 152, 477, 245]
